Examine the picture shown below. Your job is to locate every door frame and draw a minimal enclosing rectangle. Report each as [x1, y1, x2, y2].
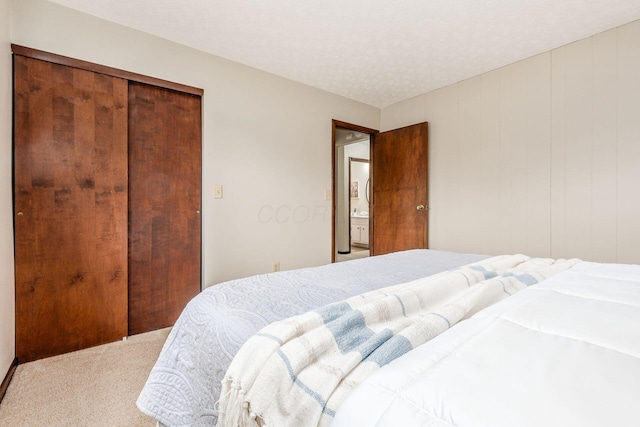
[11, 45, 203, 96]
[331, 120, 378, 262]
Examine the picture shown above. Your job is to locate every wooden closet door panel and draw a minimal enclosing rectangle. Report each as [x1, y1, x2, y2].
[128, 82, 202, 335]
[14, 56, 129, 362]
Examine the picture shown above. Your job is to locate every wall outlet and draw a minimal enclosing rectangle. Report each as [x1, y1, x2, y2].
[273, 261, 280, 272]
[214, 184, 223, 199]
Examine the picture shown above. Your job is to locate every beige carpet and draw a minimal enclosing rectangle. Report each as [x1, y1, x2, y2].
[0, 328, 170, 426]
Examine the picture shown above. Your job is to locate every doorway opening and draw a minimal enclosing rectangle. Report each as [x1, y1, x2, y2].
[331, 120, 378, 263]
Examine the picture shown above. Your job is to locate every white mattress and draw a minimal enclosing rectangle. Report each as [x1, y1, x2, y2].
[137, 249, 487, 426]
[332, 261, 640, 427]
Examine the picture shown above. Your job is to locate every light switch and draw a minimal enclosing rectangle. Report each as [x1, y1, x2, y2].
[214, 184, 223, 199]
[324, 189, 331, 201]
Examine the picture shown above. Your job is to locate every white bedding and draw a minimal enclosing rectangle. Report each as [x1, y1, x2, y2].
[332, 261, 640, 427]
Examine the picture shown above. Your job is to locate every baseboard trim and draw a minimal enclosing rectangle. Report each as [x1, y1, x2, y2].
[0, 358, 18, 404]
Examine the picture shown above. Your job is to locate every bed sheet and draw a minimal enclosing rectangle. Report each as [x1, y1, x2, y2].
[137, 249, 487, 427]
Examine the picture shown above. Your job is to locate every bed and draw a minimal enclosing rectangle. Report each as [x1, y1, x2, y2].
[332, 260, 640, 427]
[140, 251, 637, 427]
[137, 249, 489, 426]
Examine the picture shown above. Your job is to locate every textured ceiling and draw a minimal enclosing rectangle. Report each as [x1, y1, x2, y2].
[48, 0, 640, 108]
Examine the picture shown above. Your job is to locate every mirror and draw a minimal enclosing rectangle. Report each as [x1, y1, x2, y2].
[349, 158, 369, 216]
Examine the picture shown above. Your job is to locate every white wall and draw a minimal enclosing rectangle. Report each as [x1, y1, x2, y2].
[1, 0, 16, 374]
[335, 145, 349, 253]
[10, 0, 379, 286]
[381, 20, 640, 264]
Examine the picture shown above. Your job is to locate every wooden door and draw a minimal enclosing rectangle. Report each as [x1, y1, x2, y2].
[371, 122, 428, 255]
[14, 56, 129, 362]
[127, 82, 202, 335]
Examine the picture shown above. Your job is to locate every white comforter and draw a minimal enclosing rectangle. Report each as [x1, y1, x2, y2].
[332, 261, 640, 427]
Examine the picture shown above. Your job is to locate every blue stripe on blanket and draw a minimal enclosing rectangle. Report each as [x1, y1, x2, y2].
[426, 312, 451, 328]
[470, 266, 539, 286]
[355, 329, 394, 359]
[316, 301, 352, 323]
[469, 265, 498, 280]
[319, 307, 375, 354]
[277, 349, 336, 417]
[316, 304, 412, 366]
[392, 294, 407, 316]
[502, 272, 539, 286]
[256, 333, 284, 345]
[365, 335, 413, 367]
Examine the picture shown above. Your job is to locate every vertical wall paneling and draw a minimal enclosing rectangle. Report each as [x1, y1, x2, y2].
[551, 31, 620, 262]
[446, 85, 464, 251]
[524, 54, 552, 258]
[498, 60, 529, 254]
[435, 85, 462, 251]
[550, 47, 568, 259]
[426, 58, 552, 257]
[457, 77, 483, 254]
[384, 19, 640, 263]
[592, 29, 618, 262]
[617, 21, 640, 264]
[565, 38, 594, 260]
[478, 70, 501, 255]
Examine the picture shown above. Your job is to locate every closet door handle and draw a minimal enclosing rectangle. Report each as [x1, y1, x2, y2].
[416, 205, 425, 211]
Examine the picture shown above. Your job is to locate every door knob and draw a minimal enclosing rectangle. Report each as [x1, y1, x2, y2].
[416, 205, 425, 211]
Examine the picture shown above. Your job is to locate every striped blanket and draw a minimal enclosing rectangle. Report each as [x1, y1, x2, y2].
[216, 254, 578, 427]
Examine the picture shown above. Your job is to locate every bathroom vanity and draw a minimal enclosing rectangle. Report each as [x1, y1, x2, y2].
[351, 215, 369, 248]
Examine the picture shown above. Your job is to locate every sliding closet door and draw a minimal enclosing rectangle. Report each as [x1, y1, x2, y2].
[128, 82, 202, 335]
[14, 56, 129, 362]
